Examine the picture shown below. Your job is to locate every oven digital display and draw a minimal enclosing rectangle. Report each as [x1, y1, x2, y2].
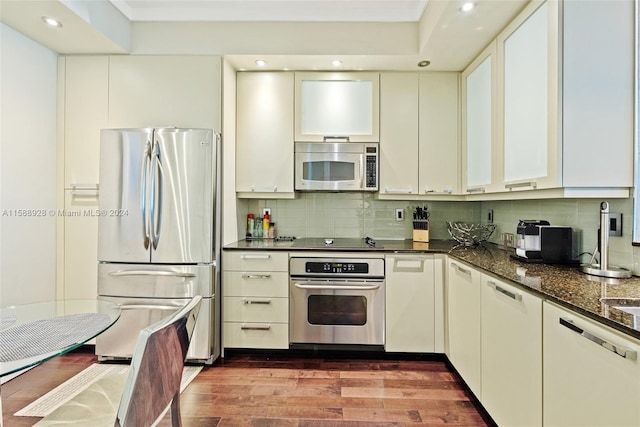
[305, 262, 369, 274]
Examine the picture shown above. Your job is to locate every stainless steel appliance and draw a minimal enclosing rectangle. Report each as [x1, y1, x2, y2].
[96, 128, 220, 364]
[294, 142, 378, 191]
[514, 220, 573, 264]
[289, 257, 385, 347]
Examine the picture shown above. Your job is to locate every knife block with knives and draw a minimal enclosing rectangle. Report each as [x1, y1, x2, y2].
[412, 206, 430, 242]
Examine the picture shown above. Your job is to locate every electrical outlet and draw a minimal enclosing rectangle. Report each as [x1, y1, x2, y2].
[263, 208, 271, 217]
[487, 209, 494, 223]
[395, 208, 404, 221]
[505, 233, 515, 248]
[609, 213, 622, 236]
[500, 232, 515, 248]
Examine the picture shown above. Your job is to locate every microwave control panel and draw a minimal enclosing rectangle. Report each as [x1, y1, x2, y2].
[365, 145, 378, 190]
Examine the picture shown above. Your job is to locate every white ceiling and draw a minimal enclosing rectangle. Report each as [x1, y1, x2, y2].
[108, 0, 430, 22]
[0, 0, 529, 71]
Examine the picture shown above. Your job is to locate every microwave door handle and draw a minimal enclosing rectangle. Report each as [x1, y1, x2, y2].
[359, 156, 364, 188]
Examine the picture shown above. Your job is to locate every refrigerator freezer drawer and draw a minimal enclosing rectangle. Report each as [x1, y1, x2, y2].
[96, 295, 216, 363]
[98, 263, 214, 297]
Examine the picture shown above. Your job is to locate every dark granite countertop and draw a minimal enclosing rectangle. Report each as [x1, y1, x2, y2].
[224, 239, 640, 341]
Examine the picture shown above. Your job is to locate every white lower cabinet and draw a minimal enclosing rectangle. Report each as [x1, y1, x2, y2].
[481, 275, 542, 427]
[63, 190, 99, 299]
[385, 254, 443, 353]
[222, 251, 289, 349]
[543, 302, 640, 427]
[446, 259, 482, 398]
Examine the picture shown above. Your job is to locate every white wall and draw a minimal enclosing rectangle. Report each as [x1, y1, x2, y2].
[1, 23, 58, 305]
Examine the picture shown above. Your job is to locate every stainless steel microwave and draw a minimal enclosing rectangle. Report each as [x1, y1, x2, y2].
[294, 142, 379, 191]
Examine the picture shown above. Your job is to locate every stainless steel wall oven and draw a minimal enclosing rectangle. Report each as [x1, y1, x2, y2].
[289, 257, 385, 347]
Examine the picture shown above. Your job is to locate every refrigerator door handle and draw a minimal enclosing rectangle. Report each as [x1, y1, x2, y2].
[141, 140, 153, 250]
[150, 141, 163, 250]
[108, 270, 197, 278]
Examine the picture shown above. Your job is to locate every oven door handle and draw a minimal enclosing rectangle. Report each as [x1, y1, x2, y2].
[293, 282, 382, 291]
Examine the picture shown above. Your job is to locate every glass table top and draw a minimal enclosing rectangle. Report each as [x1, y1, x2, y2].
[0, 300, 120, 377]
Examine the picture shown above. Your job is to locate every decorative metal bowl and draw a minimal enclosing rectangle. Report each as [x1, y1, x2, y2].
[447, 222, 496, 246]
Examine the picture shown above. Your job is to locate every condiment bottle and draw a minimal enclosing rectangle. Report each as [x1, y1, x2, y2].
[263, 213, 270, 237]
[246, 214, 254, 238]
[268, 222, 276, 239]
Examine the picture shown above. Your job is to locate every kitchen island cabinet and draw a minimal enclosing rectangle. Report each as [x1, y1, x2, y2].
[236, 72, 295, 198]
[385, 254, 444, 353]
[543, 302, 640, 427]
[222, 251, 289, 349]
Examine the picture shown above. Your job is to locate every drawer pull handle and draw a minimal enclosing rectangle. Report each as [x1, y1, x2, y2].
[425, 188, 453, 194]
[385, 188, 413, 194]
[251, 186, 278, 192]
[242, 299, 271, 305]
[505, 181, 537, 190]
[466, 187, 485, 194]
[240, 254, 271, 260]
[323, 136, 350, 142]
[241, 324, 271, 331]
[69, 183, 100, 196]
[242, 274, 272, 279]
[559, 317, 637, 360]
[487, 281, 522, 301]
[451, 262, 471, 276]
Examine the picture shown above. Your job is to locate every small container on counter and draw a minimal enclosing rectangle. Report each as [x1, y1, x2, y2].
[263, 213, 270, 237]
[253, 217, 263, 238]
[246, 213, 254, 238]
[268, 222, 276, 239]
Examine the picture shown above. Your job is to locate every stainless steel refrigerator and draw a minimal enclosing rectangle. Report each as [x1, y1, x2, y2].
[96, 128, 220, 364]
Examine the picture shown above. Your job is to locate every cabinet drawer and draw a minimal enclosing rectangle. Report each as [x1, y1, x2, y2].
[223, 296, 288, 323]
[223, 251, 288, 272]
[223, 322, 289, 349]
[222, 271, 288, 297]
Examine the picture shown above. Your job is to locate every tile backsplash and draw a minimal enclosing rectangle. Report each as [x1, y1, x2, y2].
[245, 194, 480, 240]
[244, 195, 640, 275]
[481, 198, 639, 274]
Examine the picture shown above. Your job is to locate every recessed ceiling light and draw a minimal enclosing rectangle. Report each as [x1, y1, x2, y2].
[42, 16, 62, 27]
[255, 59, 267, 67]
[417, 60, 431, 68]
[459, 2, 476, 13]
[332, 60, 342, 67]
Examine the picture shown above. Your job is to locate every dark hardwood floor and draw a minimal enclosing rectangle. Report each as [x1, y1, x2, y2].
[2, 347, 493, 426]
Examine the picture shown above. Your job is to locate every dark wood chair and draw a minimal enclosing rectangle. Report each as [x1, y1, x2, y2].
[36, 295, 202, 427]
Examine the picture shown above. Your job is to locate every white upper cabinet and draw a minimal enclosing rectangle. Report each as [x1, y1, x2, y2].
[492, 0, 633, 196]
[379, 72, 459, 199]
[418, 73, 459, 195]
[497, 0, 558, 191]
[64, 56, 109, 188]
[561, 0, 634, 189]
[462, 42, 497, 194]
[108, 56, 221, 130]
[236, 72, 295, 197]
[379, 73, 419, 196]
[295, 72, 380, 142]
